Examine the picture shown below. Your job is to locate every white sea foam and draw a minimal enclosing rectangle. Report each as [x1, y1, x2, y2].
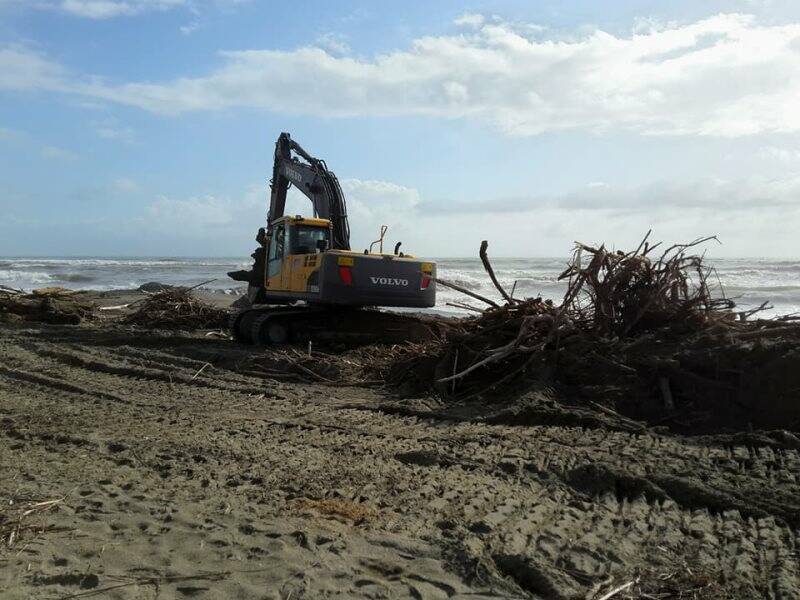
[0, 269, 55, 285]
[1, 256, 798, 316]
[0, 258, 239, 268]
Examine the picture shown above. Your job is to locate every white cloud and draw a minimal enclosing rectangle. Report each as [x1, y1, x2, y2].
[4, 0, 247, 19]
[179, 21, 201, 35]
[146, 194, 236, 232]
[215, 0, 252, 7]
[140, 179, 421, 251]
[0, 46, 67, 92]
[140, 184, 266, 239]
[423, 173, 800, 215]
[315, 32, 350, 55]
[134, 172, 800, 257]
[57, 0, 186, 19]
[759, 146, 800, 162]
[0, 126, 18, 140]
[0, 0, 49, 10]
[4, 13, 800, 138]
[80, 13, 800, 137]
[9, 170, 800, 256]
[40, 145, 77, 160]
[411, 170, 800, 256]
[95, 124, 135, 143]
[112, 177, 138, 192]
[454, 13, 484, 28]
[339, 179, 420, 249]
[60, 0, 135, 18]
[558, 175, 800, 212]
[282, 177, 420, 249]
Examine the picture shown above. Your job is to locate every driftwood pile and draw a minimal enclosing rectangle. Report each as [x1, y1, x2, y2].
[0, 286, 95, 325]
[389, 233, 800, 433]
[123, 287, 227, 330]
[237, 346, 385, 385]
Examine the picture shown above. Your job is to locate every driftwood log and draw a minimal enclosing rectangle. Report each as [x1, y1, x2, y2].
[0, 288, 95, 324]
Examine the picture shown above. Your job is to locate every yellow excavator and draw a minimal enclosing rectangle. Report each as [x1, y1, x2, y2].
[228, 133, 437, 344]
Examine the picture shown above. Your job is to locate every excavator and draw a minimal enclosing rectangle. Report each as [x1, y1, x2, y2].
[227, 132, 437, 344]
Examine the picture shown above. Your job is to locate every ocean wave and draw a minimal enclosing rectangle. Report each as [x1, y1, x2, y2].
[0, 258, 242, 268]
[0, 269, 54, 284]
[208, 287, 247, 296]
[717, 270, 800, 280]
[3, 255, 800, 317]
[56, 273, 97, 283]
[437, 277, 484, 290]
[724, 286, 800, 294]
[503, 276, 563, 286]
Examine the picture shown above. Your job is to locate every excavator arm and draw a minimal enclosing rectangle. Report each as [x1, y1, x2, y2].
[269, 132, 351, 250]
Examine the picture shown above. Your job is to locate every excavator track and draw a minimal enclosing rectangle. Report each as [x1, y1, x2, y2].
[228, 310, 249, 343]
[230, 305, 446, 346]
[230, 306, 311, 345]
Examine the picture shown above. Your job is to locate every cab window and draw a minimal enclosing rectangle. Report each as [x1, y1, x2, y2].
[267, 226, 285, 278]
[292, 225, 329, 254]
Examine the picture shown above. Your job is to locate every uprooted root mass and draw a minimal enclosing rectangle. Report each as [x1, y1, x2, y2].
[369, 233, 800, 434]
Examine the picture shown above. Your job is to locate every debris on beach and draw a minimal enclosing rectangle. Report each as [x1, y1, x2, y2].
[138, 281, 177, 293]
[216, 231, 800, 434]
[237, 346, 350, 383]
[123, 287, 228, 330]
[236, 343, 427, 386]
[378, 233, 800, 433]
[1, 496, 66, 555]
[0, 286, 95, 325]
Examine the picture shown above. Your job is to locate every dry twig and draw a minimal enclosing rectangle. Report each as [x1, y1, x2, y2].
[123, 287, 227, 330]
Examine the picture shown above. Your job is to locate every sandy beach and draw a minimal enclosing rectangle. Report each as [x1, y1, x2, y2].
[0, 288, 798, 599]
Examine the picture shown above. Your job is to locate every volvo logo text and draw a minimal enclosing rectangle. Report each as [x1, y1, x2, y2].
[284, 167, 303, 183]
[370, 277, 408, 286]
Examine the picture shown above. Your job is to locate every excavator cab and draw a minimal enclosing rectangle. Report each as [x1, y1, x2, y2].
[265, 216, 331, 293]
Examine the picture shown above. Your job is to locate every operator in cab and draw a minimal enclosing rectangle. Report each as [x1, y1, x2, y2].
[293, 224, 329, 255]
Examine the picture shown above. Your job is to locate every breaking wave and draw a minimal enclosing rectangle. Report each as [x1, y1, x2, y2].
[1, 255, 799, 317]
[0, 269, 54, 285]
[56, 273, 97, 283]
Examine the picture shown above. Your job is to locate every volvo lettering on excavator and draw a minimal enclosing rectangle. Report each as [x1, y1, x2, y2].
[227, 132, 437, 345]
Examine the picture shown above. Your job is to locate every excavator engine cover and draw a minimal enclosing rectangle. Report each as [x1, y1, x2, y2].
[313, 253, 435, 308]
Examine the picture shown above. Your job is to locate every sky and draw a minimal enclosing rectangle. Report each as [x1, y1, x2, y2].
[1, 0, 800, 258]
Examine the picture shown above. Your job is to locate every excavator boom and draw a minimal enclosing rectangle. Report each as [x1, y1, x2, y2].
[269, 133, 351, 250]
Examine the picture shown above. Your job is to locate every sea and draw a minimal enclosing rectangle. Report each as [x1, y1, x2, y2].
[1, 256, 798, 317]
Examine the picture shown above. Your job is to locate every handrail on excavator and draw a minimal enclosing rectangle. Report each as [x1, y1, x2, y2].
[369, 225, 389, 254]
